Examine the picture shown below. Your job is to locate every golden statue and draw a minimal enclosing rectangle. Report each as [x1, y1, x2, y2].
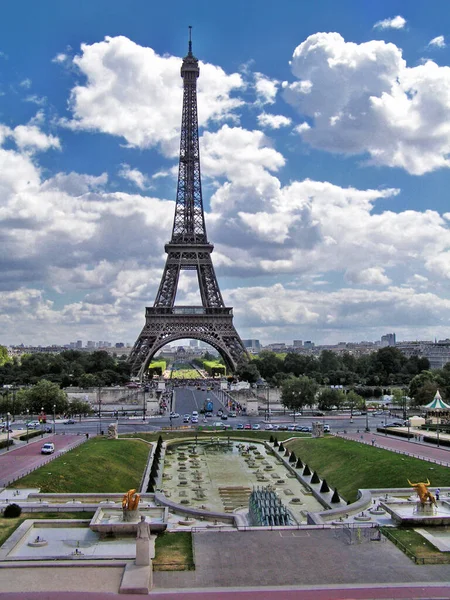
[407, 479, 436, 506]
[122, 489, 140, 511]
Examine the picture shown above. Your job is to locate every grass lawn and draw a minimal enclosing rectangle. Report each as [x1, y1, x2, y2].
[13, 437, 151, 493]
[381, 527, 450, 564]
[285, 436, 450, 503]
[153, 531, 194, 570]
[0, 512, 94, 547]
[170, 370, 200, 379]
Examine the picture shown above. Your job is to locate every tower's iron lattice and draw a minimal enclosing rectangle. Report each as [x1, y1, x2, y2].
[129, 30, 248, 378]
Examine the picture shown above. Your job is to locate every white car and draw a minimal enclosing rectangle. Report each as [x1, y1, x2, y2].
[192, 411, 198, 417]
[264, 424, 273, 430]
[41, 442, 55, 455]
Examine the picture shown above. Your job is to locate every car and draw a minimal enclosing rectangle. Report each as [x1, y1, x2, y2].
[312, 411, 324, 416]
[41, 442, 55, 455]
[236, 423, 244, 430]
[170, 412, 180, 418]
[287, 424, 297, 431]
[212, 421, 225, 428]
[299, 426, 312, 432]
[221, 423, 231, 429]
[352, 411, 362, 416]
[278, 425, 288, 431]
[271, 424, 279, 431]
[64, 419, 75, 425]
[289, 412, 302, 417]
[205, 412, 213, 418]
[244, 424, 252, 430]
[191, 416, 198, 424]
[252, 424, 261, 430]
[221, 414, 228, 420]
[192, 411, 198, 417]
[183, 416, 190, 423]
[323, 424, 330, 432]
[294, 425, 304, 431]
[27, 421, 40, 429]
[228, 411, 237, 417]
[264, 424, 273, 430]
[385, 422, 401, 427]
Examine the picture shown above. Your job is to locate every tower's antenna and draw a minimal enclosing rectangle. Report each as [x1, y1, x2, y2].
[188, 25, 192, 55]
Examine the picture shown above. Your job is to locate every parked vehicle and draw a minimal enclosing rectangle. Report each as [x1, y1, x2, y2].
[41, 442, 55, 455]
[244, 424, 252, 430]
[264, 424, 273, 430]
[170, 412, 180, 418]
[236, 423, 244, 430]
[64, 419, 75, 425]
[252, 424, 261, 430]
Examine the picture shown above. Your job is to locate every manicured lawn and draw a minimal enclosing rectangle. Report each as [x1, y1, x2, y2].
[285, 436, 450, 502]
[381, 527, 450, 564]
[170, 370, 201, 379]
[153, 531, 194, 570]
[0, 512, 94, 547]
[14, 438, 151, 493]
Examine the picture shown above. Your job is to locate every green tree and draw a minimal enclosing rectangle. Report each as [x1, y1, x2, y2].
[236, 361, 260, 384]
[317, 388, 345, 411]
[409, 370, 436, 400]
[19, 379, 68, 415]
[281, 376, 319, 412]
[0, 346, 11, 367]
[345, 390, 365, 415]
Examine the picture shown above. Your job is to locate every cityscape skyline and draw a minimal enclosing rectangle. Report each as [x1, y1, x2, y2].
[2, 1, 450, 347]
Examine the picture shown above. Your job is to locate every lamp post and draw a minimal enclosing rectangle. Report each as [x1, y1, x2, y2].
[6, 412, 10, 451]
[437, 411, 440, 448]
[266, 386, 270, 422]
[98, 385, 102, 435]
[53, 404, 56, 434]
[41, 407, 44, 437]
[26, 408, 29, 443]
[142, 386, 146, 421]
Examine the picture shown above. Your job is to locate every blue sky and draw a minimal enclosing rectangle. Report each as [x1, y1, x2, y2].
[2, 0, 450, 348]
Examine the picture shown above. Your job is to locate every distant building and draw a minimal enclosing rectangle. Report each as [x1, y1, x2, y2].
[381, 333, 396, 347]
[303, 341, 315, 349]
[243, 339, 261, 353]
[293, 340, 303, 348]
[76, 340, 82, 349]
[86, 341, 96, 348]
[189, 340, 199, 348]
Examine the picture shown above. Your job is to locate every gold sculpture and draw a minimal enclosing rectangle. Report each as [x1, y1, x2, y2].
[407, 479, 436, 506]
[122, 489, 140, 511]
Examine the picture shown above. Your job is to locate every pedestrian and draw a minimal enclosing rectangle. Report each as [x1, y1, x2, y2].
[371, 439, 375, 446]
[436, 489, 440, 501]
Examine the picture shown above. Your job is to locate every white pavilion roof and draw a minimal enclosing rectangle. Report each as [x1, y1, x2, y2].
[424, 390, 450, 410]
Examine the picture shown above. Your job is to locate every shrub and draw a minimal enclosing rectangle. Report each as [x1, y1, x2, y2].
[4, 503, 22, 518]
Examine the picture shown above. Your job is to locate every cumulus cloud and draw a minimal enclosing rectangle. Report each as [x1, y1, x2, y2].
[374, 15, 406, 30]
[257, 113, 292, 129]
[118, 164, 149, 190]
[283, 32, 450, 174]
[60, 36, 244, 155]
[428, 35, 446, 48]
[254, 72, 278, 105]
[345, 267, 391, 286]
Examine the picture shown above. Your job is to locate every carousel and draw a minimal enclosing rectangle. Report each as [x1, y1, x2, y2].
[424, 390, 450, 425]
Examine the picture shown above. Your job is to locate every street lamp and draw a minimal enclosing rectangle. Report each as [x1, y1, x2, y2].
[98, 385, 102, 435]
[437, 411, 440, 448]
[26, 408, 29, 443]
[53, 404, 56, 434]
[6, 412, 10, 451]
[41, 407, 45, 437]
[266, 386, 270, 422]
[365, 402, 370, 432]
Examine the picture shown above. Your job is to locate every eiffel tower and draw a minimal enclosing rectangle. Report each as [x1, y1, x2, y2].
[129, 29, 248, 379]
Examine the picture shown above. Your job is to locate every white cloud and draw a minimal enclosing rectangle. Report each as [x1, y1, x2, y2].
[283, 32, 450, 174]
[61, 36, 244, 155]
[20, 78, 32, 89]
[52, 53, 68, 64]
[374, 15, 406, 30]
[118, 164, 149, 190]
[12, 125, 60, 152]
[428, 36, 446, 49]
[344, 267, 392, 286]
[257, 113, 292, 129]
[254, 72, 278, 105]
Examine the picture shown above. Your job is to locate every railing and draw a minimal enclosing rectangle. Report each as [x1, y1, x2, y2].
[146, 306, 233, 316]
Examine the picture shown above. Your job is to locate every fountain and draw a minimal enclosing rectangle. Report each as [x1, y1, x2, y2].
[381, 479, 450, 526]
[90, 489, 167, 537]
